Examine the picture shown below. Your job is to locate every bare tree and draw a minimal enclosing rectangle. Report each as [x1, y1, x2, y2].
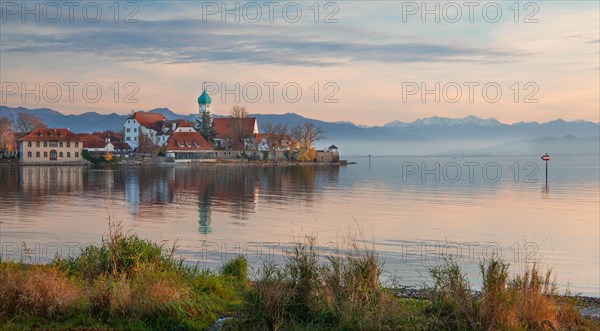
[231, 105, 248, 119]
[290, 121, 324, 152]
[262, 122, 288, 160]
[230, 105, 252, 149]
[0, 117, 16, 154]
[136, 132, 159, 156]
[14, 112, 46, 133]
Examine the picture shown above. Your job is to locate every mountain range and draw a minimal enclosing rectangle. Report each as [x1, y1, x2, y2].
[1, 106, 598, 156]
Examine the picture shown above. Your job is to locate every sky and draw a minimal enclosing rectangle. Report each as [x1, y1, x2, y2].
[1, 0, 598, 126]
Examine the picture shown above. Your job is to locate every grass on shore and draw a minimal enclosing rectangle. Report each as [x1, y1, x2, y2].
[0, 219, 247, 330]
[0, 222, 597, 330]
[226, 237, 594, 331]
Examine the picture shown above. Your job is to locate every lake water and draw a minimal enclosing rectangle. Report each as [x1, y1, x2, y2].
[1, 155, 598, 296]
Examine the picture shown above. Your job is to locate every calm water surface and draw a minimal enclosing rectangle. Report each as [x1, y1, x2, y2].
[1, 156, 598, 296]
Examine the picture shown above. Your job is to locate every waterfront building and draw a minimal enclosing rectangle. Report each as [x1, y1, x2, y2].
[123, 112, 189, 149]
[19, 128, 83, 163]
[165, 121, 215, 161]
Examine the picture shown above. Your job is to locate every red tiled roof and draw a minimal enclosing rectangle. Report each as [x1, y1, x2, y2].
[178, 121, 193, 128]
[166, 131, 214, 151]
[20, 128, 81, 142]
[85, 140, 108, 148]
[77, 133, 105, 148]
[213, 117, 256, 139]
[92, 131, 123, 142]
[113, 142, 131, 150]
[130, 112, 167, 131]
[77, 133, 100, 141]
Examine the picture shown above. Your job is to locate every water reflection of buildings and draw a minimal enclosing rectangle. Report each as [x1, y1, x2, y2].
[0, 167, 85, 212]
[2, 164, 339, 235]
[21, 166, 84, 192]
[122, 164, 339, 234]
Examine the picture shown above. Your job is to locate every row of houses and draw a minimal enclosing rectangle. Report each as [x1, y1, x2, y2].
[17, 89, 339, 163]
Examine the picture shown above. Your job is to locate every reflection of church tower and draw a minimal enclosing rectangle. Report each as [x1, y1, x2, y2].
[198, 89, 212, 114]
[198, 193, 212, 235]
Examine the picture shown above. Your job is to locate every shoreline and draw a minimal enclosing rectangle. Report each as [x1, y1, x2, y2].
[0, 159, 352, 167]
[392, 285, 600, 321]
[1, 224, 598, 330]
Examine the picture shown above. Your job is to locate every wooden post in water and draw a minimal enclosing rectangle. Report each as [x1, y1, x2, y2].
[541, 153, 550, 187]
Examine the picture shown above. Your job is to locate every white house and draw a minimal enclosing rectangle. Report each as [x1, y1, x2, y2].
[123, 112, 167, 149]
[123, 112, 189, 149]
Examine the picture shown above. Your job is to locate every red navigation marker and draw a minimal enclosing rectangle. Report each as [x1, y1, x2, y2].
[541, 154, 550, 161]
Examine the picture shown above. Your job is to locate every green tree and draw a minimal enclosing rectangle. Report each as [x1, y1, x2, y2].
[194, 111, 216, 143]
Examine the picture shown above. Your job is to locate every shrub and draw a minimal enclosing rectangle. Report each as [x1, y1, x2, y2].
[58, 219, 174, 280]
[427, 258, 479, 329]
[238, 262, 295, 331]
[220, 255, 249, 282]
[321, 243, 389, 329]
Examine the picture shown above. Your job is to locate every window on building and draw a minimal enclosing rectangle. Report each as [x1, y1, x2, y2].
[67, 152, 71, 158]
[49, 141, 58, 147]
[75, 152, 79, 158]
[134, 128, 137, 132]
[44, 142, 48, 147]
[36, 142, 40, 147]
[27, 142, 32, 147]
[59, 142, 63, 147]
[134, 137, 137, 141]
[27, 151, 32, 157]
[127, 128, 131, 132]
[67, 142, 70, 147]
[43, 151, 48, 157]
[126, 137, 130, 141]
[59, 152, 63, 158]
[36, 151, 40, 158]
[75, 142, 79, 147]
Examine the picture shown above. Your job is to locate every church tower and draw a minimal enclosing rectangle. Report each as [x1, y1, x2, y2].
[198, 89, 212, 114]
